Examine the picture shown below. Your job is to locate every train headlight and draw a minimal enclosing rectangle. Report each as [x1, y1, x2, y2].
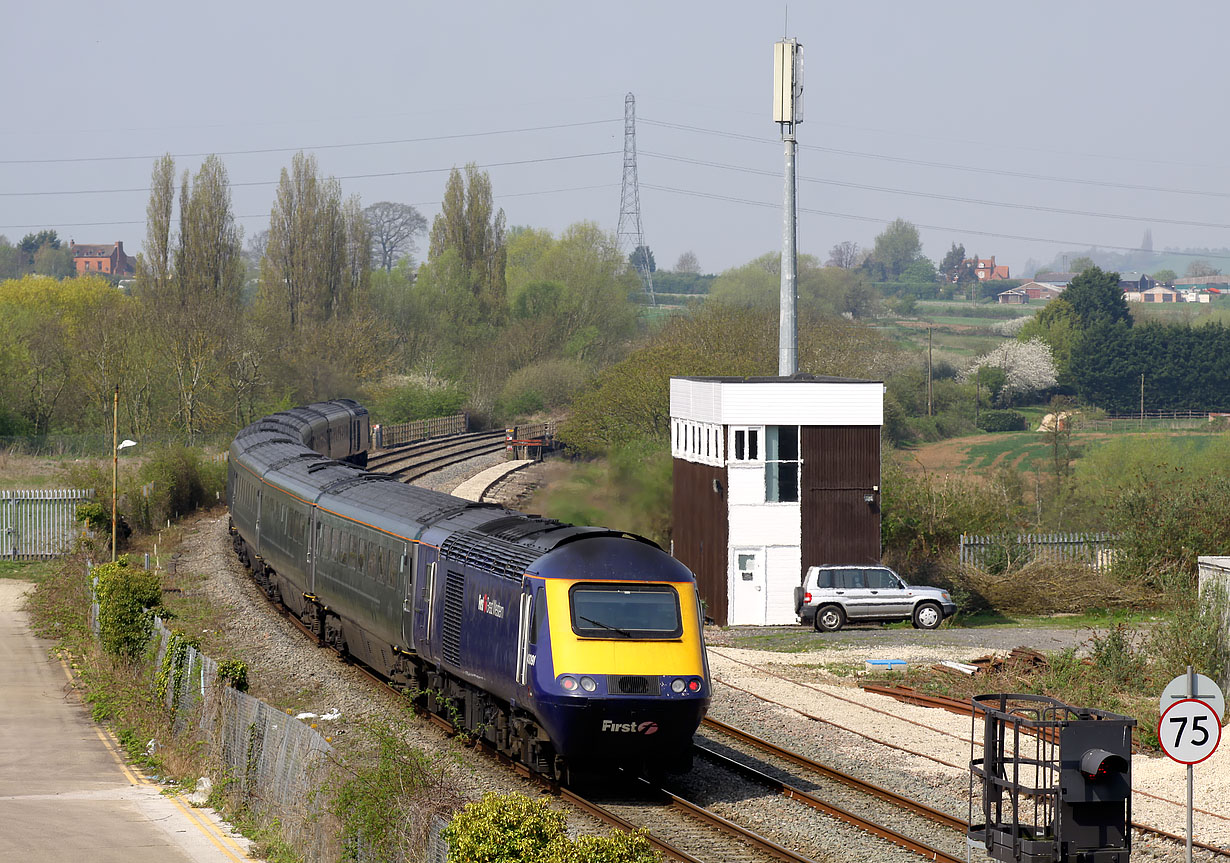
[670, 678, 686, 694]
[687, 678, 702, 693]
[559, 676, 578, 692]
[580, 676, 597, 692]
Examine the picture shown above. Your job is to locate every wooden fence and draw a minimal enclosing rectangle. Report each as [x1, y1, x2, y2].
[1, 488, 94, 559]
[373, 414, 469, 449]
[959, 531, 1119, 572]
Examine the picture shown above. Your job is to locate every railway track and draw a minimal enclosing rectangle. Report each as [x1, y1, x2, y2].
[365, 429, 507, 482]
[715, 655, 1230, 859]
[693, 716, 966, 860]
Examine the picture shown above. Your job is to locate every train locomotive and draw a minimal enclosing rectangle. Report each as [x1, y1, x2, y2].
[226, 400, 710, 778]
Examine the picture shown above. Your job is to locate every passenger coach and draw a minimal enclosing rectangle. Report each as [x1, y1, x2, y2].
[227, 400, 710, 778]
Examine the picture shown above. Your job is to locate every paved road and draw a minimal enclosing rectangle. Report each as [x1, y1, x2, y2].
[0, 581, 258, 863]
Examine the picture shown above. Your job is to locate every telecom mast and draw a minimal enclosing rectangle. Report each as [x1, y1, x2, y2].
[774, 38, 803, 375]
[616, 92, 656, 306]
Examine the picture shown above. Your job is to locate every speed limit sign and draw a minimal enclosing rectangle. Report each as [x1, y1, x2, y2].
[1159, 698, 1222, 765]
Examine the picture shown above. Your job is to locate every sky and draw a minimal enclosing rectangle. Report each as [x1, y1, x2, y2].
[4, 1, 1230, 278]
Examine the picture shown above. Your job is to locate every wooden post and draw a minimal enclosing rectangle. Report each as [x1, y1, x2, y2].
[111, 383, 118, 562]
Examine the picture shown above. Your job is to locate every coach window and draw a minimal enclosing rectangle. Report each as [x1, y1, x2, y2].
[764, 425, 799, 502]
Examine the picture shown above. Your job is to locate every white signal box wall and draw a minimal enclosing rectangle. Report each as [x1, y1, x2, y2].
[670, 376, 883, 627]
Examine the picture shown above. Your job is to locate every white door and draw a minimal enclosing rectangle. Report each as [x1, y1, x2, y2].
[729, 549, 766, 625]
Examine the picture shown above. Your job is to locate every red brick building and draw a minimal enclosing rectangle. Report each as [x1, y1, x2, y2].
[70, 241, 136, 276]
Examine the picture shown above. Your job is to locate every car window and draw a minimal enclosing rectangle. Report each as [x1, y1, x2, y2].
[838, 569, 865, 589]
[813, 569, 834, 589]
[867, 569, 899, 589]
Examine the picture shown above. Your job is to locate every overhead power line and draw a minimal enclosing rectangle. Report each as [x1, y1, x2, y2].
[0, 119, 620, 166]
[639, 151, 1230, 230]
[640, 182, 1230, 261]
[0, 151, 619, 198]
[640, 118, 1230, 200]
[0, 182, 620, 232]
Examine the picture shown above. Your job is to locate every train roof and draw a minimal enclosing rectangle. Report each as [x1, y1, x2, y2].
[231, 406, 663, 582]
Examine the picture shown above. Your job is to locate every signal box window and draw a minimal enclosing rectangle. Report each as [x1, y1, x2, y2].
[764, 425, 799, 502]
[731, 427, 760, 462]
[569, 583, 682, 639]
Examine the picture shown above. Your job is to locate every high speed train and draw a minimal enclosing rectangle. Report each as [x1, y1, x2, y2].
[226, 400, 710, 778]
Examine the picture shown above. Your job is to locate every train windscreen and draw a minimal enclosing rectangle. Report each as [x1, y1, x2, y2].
[568, 583, 682, 639]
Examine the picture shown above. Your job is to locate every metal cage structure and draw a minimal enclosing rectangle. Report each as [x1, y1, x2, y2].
[968, 693, 1135, 863]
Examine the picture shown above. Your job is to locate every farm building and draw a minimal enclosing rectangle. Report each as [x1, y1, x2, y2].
[669, 375, 884, 626]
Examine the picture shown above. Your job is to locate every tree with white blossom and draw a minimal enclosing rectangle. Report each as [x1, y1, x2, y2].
[961, 337, 1057, 405]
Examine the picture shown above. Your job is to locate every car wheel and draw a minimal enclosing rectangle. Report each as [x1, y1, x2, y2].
[912, 601, 942, 630]
[815, 605, 845, 632]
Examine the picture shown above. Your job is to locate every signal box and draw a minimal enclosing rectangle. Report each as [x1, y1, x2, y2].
[969, 693, 1135, 863]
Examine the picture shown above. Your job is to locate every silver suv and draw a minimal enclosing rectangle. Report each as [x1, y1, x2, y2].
[794, 565, 957, 632]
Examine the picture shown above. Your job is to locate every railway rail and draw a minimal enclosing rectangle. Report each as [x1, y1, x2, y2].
[365, 429, 507, 482]
[715, 654, 1230, 859]
[251, 551, 956, 861]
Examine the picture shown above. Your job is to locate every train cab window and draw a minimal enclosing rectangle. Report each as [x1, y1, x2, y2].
[568, 583, 682, 640]
[531, 588, 546, 644]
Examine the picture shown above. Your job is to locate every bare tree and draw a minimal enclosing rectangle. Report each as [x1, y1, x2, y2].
[364, 201, 427, 271]
[827, 240, 861, 269]
[674, 250, 700, 274]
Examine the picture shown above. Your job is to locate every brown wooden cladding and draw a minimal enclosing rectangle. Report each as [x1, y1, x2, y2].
[800, 426, 881, 574]
[671, 459, 728, 626]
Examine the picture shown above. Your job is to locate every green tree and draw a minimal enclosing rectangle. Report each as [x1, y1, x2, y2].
[262, 152, 368, 329]
[1151, 269, 1177, 284]
[139, 154, 176, 298]
[0, 236, 20, 279]
[938, 242, 968, 283]
[32, 244, 74, 278]
[1061, 266, 1131, 331]
[428, 162, 507, 322]
[1070, 256, 1096, 272]
[1019, 297, 1080, 386]
[147, 155, 245, 443]
[629, 244, 655, 274]
[865, 218, 923, 280]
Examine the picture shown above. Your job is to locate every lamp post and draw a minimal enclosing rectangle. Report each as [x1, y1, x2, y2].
[110, 383, 136, 562]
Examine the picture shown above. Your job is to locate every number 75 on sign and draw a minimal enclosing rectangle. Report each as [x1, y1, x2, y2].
[1159, 699, 1222, 765]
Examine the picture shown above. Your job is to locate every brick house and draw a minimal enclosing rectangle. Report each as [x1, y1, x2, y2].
[965, 256, 1011, 281]
[70, 241, 136, 276]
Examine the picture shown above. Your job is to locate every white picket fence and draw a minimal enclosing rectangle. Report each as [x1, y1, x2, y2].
[959, 531, 1119, 572]
[0, 488, 94, 559]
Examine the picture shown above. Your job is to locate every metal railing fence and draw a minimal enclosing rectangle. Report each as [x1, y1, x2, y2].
[1, 488, 93, 559]
[150, 619, 339, 862]
[375, 414, 469, 449]
[959, 531, 1119, 572]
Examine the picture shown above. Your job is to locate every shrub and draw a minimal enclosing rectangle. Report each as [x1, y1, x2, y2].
[443, 792, 565, 863]
[76, 501, 109, 532]
[496, 359, 589, 419]
[977, 410, 1026, 432]
[332, 722, 460, 863]
[442, 792, 661, 863]
[94, 557, 162, 661]
[134, 446, 227, 531]
[370, 380, 468, 423]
